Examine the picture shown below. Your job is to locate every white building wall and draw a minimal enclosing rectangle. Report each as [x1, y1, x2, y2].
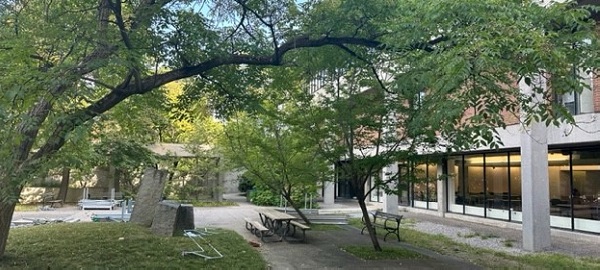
[485, 113, 600, 150]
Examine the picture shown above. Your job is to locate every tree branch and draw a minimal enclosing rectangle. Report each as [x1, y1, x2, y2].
[26, 33, 446, 169]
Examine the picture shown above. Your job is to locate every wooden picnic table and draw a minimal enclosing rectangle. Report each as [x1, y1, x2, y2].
[257, 209, 297, 242]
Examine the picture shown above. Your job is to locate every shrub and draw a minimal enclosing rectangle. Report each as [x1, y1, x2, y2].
[237, 175, 254, 193]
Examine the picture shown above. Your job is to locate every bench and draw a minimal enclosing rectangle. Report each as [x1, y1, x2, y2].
[78, 199, 115, 210]
[244, 218, 270, 242]
[289, 220, 311, 242]
[361, 210, 402, 241]
[41, 193, 63, 208]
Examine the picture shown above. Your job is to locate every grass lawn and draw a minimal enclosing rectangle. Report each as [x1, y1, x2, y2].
[348, 218, 600, 269]
[2, 223, 265, 269]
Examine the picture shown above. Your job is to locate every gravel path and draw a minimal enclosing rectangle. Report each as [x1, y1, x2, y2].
[399, 211, 600, 258]
[409, 221, 526, 255]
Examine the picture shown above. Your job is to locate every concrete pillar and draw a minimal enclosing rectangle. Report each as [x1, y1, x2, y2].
[323, 181, 335, 205]
[436, 160, 447, 217]
[323, 164, 336, 205]
[382, 163, 399, 215]
[447, 159, 457, 211]
[519, 77, 551, 251]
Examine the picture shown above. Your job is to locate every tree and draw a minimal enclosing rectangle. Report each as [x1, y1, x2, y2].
[0, 0, 597, 258]
[0, 0, 392, 256]
[293, 64, 430, 251]
[281, 0, 600, 252]
[220, 107, 330, 224]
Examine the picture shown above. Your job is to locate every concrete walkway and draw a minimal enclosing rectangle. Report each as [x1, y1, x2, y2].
[195, 194, 480, 270]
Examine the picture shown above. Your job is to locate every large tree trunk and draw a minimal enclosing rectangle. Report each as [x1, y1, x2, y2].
[358, 194, 382, 251]
[58, 167, 70, 202]
[282, 193, 311, 225]
[0, 200, 18, 257]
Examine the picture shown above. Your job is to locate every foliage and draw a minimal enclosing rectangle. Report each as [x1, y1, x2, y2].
[2, 223, 266, 269]
[248, 183, 282, 206]
[0, 0, 599, 259]
[163, 155, 224, 201]
[237, 174, 254, 193]
[275, 0, 599, 252]
[219, 101, 330, 215]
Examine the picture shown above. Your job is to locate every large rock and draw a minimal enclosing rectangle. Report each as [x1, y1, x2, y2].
[151, 201, 195, 236]
[130, 168, 169, 227]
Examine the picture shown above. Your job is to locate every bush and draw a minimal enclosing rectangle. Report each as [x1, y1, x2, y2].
[248, 186, 280, 206]
[237, 175, 254, 193]
[248, 183, 319, 208]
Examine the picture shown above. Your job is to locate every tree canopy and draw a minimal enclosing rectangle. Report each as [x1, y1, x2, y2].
[0, 0, 599, 258]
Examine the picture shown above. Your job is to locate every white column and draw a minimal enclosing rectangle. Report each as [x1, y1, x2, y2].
[323, 165, 336, 205]
[519, 77, 551, 252]
[382, 163, 399, 215]
[447, 159, 457, 212]
[436, 160, 447, 217]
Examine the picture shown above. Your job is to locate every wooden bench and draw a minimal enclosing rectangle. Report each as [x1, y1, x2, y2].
[361, 210, 402, 241]
[42, 193, 63, 208]
[289, 220, 311, 242]
[244, 218, 270, 242]
[78, 199, 115, 210]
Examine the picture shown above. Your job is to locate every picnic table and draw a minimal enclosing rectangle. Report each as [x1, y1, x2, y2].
[41, 193, 63, 208]
[257, 209, 297, 242]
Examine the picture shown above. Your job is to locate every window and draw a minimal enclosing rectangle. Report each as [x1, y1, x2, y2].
[558, 69, 594, 115]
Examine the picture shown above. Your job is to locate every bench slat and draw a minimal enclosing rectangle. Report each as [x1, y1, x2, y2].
[244, 218, 271, 242]
[290, 220, 310, 230]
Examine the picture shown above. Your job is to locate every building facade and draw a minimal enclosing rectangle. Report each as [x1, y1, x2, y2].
[326, 74, 600, 235]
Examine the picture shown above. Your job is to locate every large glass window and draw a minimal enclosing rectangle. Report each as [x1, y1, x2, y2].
[444, 149, 599, 233]
[463, 155, 485, 216]
[451, 153, 520, 218]
[548, 151, 572, 229]
[397, 164, 410, 206]
[448, 156, 464, 213]
[485, 153, 510, 220]
[508, 153, 522, 212]
[368, 173, 383, 203]
[571, 150, 600, 232]
[428, 163, 438, 201]
[413, 162, 438, 209]
[413, 163, 428, 208]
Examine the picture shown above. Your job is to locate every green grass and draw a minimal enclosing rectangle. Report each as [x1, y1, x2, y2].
[2, 223, 266, 269]
[457, 232, 498, 240]
[310, 224, 344, 231]
[348, 218, 600, 269]
[341, 245, 425, 260]
[503, 239, 515, 248]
